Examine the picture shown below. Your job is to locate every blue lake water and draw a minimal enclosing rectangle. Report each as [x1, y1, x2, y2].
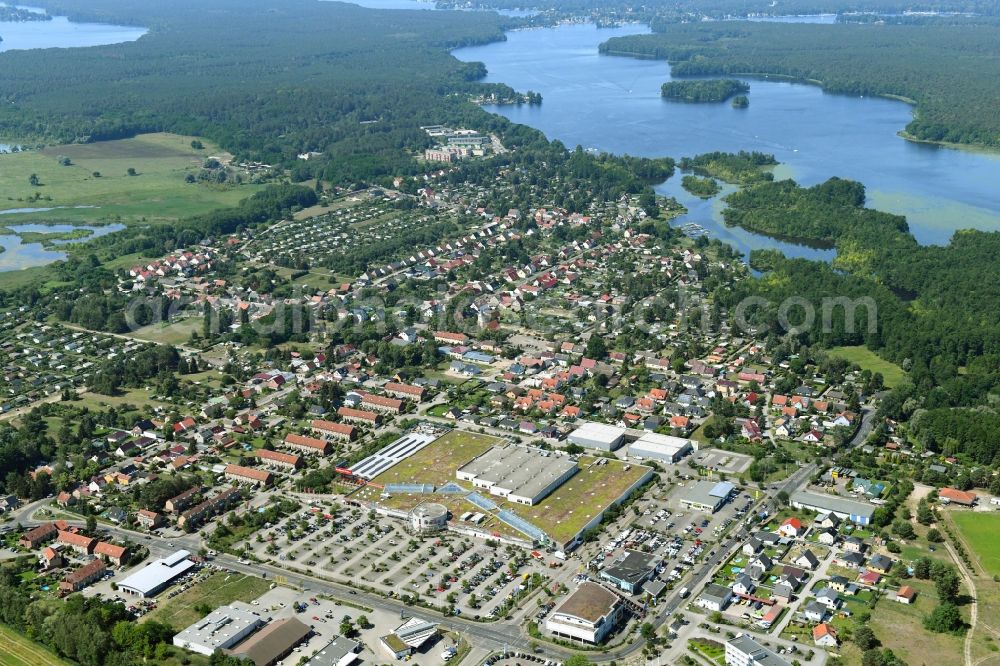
[0, 8, 146, 52]
[0, 223, 125, 272]
[452, 22, 1000, 258]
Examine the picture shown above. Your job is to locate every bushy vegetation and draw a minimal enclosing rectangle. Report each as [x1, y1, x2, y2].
[661, 79, 748, 103]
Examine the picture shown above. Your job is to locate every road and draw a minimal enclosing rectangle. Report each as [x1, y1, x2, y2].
[848, 407, 876, 448]
[10, 459, 818, 662]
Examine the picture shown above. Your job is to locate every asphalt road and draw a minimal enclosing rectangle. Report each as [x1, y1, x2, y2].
[10, 460, 818, 662]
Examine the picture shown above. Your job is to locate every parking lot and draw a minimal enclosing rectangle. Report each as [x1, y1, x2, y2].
[237, 499, 557, 620]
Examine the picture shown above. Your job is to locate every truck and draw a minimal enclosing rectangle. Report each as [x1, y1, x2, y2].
[678, 587, 690, 599]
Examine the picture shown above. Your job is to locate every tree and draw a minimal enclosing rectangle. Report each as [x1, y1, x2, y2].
[86, 515, 97, 533]
[926, 528, 943, 543]
[640, 622, 655, 640]
[913, 557, 932, 579]
[853, 625, 879, 650]
[776, 490, 790, 506]
[127, 167, 137, 176]
[565, 656, 590, 666]
[924, 602, 964, 633]
[357, 615, 369, 629]
[934, 567, 961, 604]
[585, 334, 607, 360]
[917, 501, 934, 525]
[29, 173, 39, 186]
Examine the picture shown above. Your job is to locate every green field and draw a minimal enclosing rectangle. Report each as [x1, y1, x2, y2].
[827, 345, 907, 388]
[509, 455, 651, 544]
[141, 571, 271, 629]
[0, 133, 260, 226]
[131, 317, 203, 346]
[0, 624, 68, 666]
[951, 510, 1000, 577]
[370, 430, 501, 488]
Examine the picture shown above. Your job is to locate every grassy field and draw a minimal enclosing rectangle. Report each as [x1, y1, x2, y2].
[867, 577, 966, 666]
[370, 430, 501, 487]
[131, 317, 203, 346]
[141, 571, 271, 629]
[827, 345, 907, 388]
[509, 455, 651, 544]
[0, 133, 260, 226]
[0, 624, 69, 666]
[951, 511, 1000, 577]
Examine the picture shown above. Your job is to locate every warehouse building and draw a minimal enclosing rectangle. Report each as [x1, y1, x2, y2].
[305, 636, 361, 666]
[726, 633, 791, 666]
[790, 491, 875, 526]
[545, 581, 623, 644]
[567, 422, 627, 451]
[626, 432, 693, 463]
[173, 603, 265, 656]
[226, 617, 312, 666]
[456, 445, 578, 505]
[679, 481, 735, 513]
[118, 550, 196, 598]
[599, 550, 659, 594]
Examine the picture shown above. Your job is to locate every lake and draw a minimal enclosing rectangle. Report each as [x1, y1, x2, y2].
[0, 223, 124, 272]
[453, 22, 1000, 257]
[343, 0, 537, 16]
[0, 7, 146, 52]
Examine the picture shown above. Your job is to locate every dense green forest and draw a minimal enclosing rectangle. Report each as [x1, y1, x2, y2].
[681, 175, 721, 198]
[437, 0, 1000, 22]
[706, 164, 1000, 457]
[661, 79, 748, 103]
[600, 20, 1000, 147]
[678, 151, 777, 185]
[0, 0, 520, 186]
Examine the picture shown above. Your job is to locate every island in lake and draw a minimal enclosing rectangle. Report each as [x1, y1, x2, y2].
[0, 7, 52, 22]
[661, 79, 748, 103]
[731, 94, 749, 108]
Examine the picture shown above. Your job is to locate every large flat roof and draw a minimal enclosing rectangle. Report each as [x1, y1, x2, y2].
[173, 602, 263, 651]
[628, 432, 694, 460]
[680, 480, 731, 509]
[553, 582, 620, 624]
[458, 445, 577, 501]
[790, 491, 875, 519]
[727, 634, 791, 666]
[568, 422, 626, 446]
[305, 636, 360, 666]
[119, 549, 195, 596]
[229, 617, 311, 666]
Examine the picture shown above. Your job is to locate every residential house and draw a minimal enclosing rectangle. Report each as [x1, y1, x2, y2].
[813, 623, 839, 648]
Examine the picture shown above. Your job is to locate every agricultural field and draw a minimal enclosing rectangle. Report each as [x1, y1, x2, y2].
[130, 316, 203, 346]
[140, 571, 271, 629]
[370, 430, 502, 488]
[950, 510, 1000, 577]
[0, 624, 69, 666]
[0, 133, 260, 226]
[827, 345, 907, 388]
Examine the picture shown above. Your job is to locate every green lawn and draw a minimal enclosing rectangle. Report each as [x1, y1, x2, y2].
[0, 133, 260, 226]
[827, 345, 907, 388]
[951, 510, 1000, 577]
[508, 455, 651, 544]
[141, 571, 271, 629]
[131, 317, 203, 346]
[0, 624, 69, 666]
[370, 430, 501, 487]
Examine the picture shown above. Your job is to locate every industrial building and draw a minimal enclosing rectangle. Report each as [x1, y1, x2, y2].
[304, 636, 361, 666]
[173, 603, 265, 656]
[456, 445, 578, 505]
[626, 432, 694, 463]
[226, 617, 312, 666]
[789, 491, 875, 526]
[679, 480, 735, 513]
[599, 550, 659, 594]
[567, 422, 627, 451]
[545, 582, 623, 644]
[118, 550, 196, 598]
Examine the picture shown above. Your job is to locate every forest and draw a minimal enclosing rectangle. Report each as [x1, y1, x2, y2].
[600, 20, 1000, 148]
[0, 0, 518, 186]
[701, 161, 1000, 463]
[661, 79, 748, 103]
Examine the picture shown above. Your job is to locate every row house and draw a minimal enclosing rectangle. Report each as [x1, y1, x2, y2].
[59, 559, 107, 594]
[337, 406, 381, 426]
[308, 421, 355, 443]
[224, 464, 273, 487]
[178, 487, 240, 528]
[255, 449, 302, 470]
